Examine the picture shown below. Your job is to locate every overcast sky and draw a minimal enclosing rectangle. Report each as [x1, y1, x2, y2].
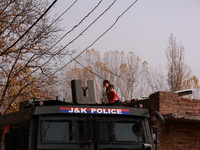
[50, 0, 200, 79]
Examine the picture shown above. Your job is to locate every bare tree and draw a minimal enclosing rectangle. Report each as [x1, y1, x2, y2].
[146, 66, 167, 95]
[166, 33, 191, 92]
[0, 0, 62, 113]
[62, 49, 166, 102]
[0, 0, 140, 113]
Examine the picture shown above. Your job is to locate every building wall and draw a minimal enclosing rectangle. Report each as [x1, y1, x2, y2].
[152, 92, 200, 115]
[158, 121, 200, 150]
[136, 91, 200, 150]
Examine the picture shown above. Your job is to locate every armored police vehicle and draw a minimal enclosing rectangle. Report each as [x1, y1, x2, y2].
[0, 80, 163, 150]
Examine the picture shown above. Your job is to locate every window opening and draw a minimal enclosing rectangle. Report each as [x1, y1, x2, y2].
[115, 121, 143, 143]
[42, 120, 71, 142]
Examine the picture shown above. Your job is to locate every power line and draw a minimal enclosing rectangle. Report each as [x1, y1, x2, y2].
[53, 0, 138, 75]
[17, 0, 104, 81]
[0, 0, 58, 56]
[79, 55, 121, 78]
[3, 0, 139, 111]
[50, 0, 78, 27]
[70, 55, 103, 79]
[6, 0, 138, 84]
[25, 0, 116, 79]
[1, 0, 90, 104]
[37, 0, 106, 68]
[73, 0, 138, 60]
[36, 0, 102, 58]
[3, 0, 79, 78]
[17, 0, 105, 82]
[1, 0, 105, 110]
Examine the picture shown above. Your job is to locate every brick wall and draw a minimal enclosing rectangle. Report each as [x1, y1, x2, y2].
[150, 91, 200, 115]
[158, 121, 200, 150]
[136, 91, 200, 150]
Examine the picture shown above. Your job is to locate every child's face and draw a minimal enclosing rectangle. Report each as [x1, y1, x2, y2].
[109, 87, 114, 92]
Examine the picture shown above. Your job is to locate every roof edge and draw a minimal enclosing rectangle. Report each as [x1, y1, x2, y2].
[163, 113, 200, 122]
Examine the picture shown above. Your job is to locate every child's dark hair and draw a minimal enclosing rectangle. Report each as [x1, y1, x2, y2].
[109, 84, 114, 89]
[103, 80, 110, 84]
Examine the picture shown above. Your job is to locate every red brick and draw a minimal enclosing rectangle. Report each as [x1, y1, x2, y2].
[173, 101, 179, 105]
[167, 92, 175, 96]
[160, 103, 168, 108]
[162, 96, 170, 100]
[186, 110, 195, 115]
[178, 109, 186, 114]
[193, 99, 200, 103]
[173, 108, 179, 113]
[194, 106, 200, 110]
[159, 122, 200, 150]
[188, 99, 193, 102]
[179, 101, 186, 105]
[188, 106, 195, 110]
[175, 97, 181, 101]
[159, 91, 164, 96]
[136, 91, 200, 150]
[162, 107, 169, 111]
[164, 100, 174, 104]
[173, 105, 180, 109]
[180, 105, 188, 109]
[194, 110, 199, 115]
[181, 98, 189, 101]
[187, 102, 196, 106]
[167, 107, 173, 113]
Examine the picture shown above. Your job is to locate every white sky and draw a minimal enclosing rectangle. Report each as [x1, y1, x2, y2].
[50, 0, 200, 79]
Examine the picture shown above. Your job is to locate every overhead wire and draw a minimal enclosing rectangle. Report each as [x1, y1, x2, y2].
[17, 0, 116, 86]
[16, 0, 119, 102]
[78, 55, 121, 78]
[53, 0, 139, 76]
[46, 0, 103, 53]
[37, 0, 113, 70]
[70, 55, 103, 79]
[49, 0, 78, 27]
[1, 0, 78, 72]
[2, 0, 105, 112]
[17, 0, 105, 81]
[18, 0, 105, 81]
[1, 0, 64, 113]
[0, 0, 58, 56]
[2, 0, 97, 106]
[1, 0, 58, 108]
[4, 0, 139, 112]
[5, 0, 79, 82]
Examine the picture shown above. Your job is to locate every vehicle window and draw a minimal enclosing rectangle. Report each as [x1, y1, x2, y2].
[98, 121, 112, 142]
[43, 120, 70, 142]
[77, 120, 87, 141]
[115, 122, 143, 142]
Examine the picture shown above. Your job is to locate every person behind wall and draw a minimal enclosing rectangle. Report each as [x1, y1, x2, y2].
[107, 84, 120, 103]
[101, 80, 110, 104]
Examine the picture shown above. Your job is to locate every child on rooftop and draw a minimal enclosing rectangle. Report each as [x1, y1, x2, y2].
[107, 84, 120, 103]
[102, 80, 110, 103]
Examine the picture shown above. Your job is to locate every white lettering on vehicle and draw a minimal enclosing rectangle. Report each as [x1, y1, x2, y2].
[67, 107, 123, 114]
